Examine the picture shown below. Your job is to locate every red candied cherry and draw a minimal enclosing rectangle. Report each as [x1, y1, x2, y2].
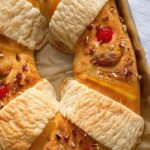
[96, 26, 113, 43]
[0, 83, 9, 99]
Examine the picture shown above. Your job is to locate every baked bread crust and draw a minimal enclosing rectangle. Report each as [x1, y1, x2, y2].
[0, 0, 48, 50]
[0, 79, 58, 150]
[49, 0, 108, 53]
[73, 0, 140, 114]
[31, 113, 108, 150]
[0, 35, 41, 106]
[59, 79, 144, 150]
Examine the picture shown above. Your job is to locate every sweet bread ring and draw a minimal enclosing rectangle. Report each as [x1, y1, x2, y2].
[0, 0, 145, 149]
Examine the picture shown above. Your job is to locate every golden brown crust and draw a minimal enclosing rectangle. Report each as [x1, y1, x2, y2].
[0, 35, 41, 107]
[30, 113, 109, 150]
[74, 0, 140, 113]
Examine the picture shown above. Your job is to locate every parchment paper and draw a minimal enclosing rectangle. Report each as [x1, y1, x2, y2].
[35, 0, 150, 149]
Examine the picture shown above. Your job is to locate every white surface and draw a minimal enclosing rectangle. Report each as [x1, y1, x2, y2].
[128, 0, 150, 64]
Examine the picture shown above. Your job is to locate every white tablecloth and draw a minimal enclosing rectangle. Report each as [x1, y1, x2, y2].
[128, 0, 150, 64]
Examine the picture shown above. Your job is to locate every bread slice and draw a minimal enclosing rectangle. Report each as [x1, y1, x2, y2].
[0, 35, 41, 107]
[0, 79, 58, 150]
[49, 0, 109, 53]
[74, 0, 140, 114]
[58, 79, 144, 150]
[0, 0, 48, 50]
[30, 113, 109, 150]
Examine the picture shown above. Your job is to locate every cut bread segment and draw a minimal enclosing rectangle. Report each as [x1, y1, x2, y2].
[49, 0, 109, 53]
[0, 35, 41, 107]
[0, 0, 48, 50]
[0, 79, 58, 150]
[59, 79, 144, 150]
[30, 113, 109, 150]
[74, 0, 140, 113]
